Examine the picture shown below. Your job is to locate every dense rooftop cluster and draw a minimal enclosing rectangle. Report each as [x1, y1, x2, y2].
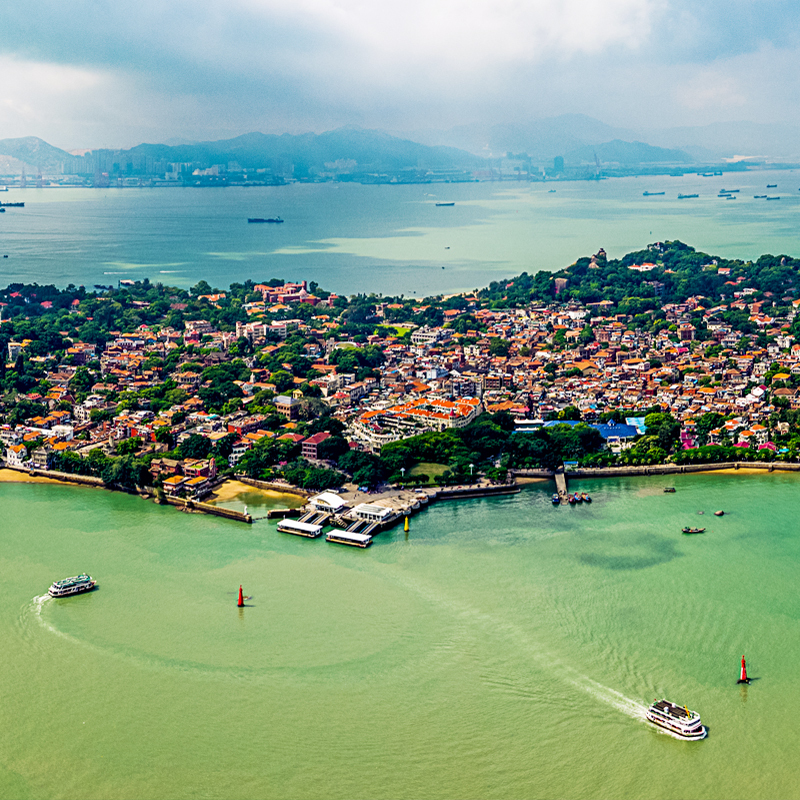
[3, 240, 800, 495]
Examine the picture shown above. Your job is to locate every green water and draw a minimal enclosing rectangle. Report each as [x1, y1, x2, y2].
[2, 170, 800, 295]
[2, 473, 799, 799]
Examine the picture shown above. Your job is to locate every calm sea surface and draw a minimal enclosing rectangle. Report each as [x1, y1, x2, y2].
[3, 472, 800, 799]
[1, 170, 800, 295]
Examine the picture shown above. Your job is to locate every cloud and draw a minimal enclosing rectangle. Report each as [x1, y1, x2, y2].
[0, 0, 799, 146]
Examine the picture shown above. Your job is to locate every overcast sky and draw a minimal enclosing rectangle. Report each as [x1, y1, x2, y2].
[1, 0, 799, 149]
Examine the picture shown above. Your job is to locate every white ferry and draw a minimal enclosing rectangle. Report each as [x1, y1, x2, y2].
[48, 574, 96, 598]
[646, 699, 707, 740]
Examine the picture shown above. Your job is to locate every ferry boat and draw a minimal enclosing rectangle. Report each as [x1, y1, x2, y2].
[646, 699, 707, 740]
[48, 574, 96, 597]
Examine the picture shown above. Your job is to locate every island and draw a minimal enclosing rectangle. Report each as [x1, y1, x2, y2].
[2, 240, 800, 514]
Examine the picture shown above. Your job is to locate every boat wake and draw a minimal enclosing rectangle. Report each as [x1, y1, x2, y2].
[568, 674, 648, 721]
[378, 568, 650, 724]
[28, 594, 73, 642]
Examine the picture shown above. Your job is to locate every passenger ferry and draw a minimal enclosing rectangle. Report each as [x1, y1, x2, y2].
[48, 574, 96, 598]
[646, 699, 707, 740]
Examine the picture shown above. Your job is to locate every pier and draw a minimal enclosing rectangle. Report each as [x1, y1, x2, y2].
[554, 469, 568, 501]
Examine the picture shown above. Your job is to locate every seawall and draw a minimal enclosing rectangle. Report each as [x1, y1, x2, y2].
[235, 476, 313, 497]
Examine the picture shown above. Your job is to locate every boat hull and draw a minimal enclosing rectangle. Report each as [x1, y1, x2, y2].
[646, 714, 707, 740]
[48, 581, 96, 598]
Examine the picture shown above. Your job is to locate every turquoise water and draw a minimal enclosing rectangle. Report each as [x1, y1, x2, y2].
[1, 170, 800, 294]
[2, 472, 800, 799]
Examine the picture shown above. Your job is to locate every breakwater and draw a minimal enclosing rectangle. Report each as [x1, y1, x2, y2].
[162, 495, 253, 523]
[432, 483, 521, 500]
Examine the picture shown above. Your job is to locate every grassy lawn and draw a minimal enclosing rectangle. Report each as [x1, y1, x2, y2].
[408, 462, 449, 483]
[385, 325, 412, 336]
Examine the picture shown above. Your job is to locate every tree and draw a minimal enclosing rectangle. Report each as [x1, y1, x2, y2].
[270, 370, 295, 393]
[488, 338, 510, 357]
[179, 434, 213, 460]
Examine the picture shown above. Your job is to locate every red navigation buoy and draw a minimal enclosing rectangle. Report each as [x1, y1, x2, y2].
[238, 585, 244, 608]
[737, 655, 750, 684]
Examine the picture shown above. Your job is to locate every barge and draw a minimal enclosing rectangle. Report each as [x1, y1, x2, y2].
[326, 530, 373, 548]
[277, 519, 323, 538]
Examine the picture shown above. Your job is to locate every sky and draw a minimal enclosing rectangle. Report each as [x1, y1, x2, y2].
[1, 0, 800, 149]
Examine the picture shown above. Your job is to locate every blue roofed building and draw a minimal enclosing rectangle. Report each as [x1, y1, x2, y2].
[543, 419, 639, 451]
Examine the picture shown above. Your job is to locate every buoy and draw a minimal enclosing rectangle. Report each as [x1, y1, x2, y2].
[737, 655, 750, 684]
[404, 516, 409, 532]
[237, 585, 244, 608]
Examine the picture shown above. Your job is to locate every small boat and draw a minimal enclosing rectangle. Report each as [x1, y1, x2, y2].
[643, 191, 665, 196]
[435, 202, 455, 207]
[678, 194, 699, 199]
[714, 510, 724, 517]
[48, 574, 96, 597]
[573, 492, 583, 503]
[646, 699, 707, 740]
[552, 494, 561, 505]
[682, 527, 706, 534]
[568, 494, 577, 505]
[248, 217, 284, 223]
[580, 492, 592, 503]
[548, 189, 556, 193]
[663, 487, 676, 493]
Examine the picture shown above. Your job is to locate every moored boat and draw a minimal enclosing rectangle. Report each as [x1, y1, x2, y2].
[48, 574, 96, 597]
[552, 493, 561, 505]
[663, 487, 676, 493]
[580, 492, 592, 503]
[682, 527, 706, 534]
[646, 699, 707, 740]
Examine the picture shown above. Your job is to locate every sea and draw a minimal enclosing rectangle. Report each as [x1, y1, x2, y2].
[1, 169, 800, 296]
[3, 471, 800, 799]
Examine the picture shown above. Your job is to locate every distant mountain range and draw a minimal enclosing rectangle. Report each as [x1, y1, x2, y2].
[406, 113, 800, 162]
[564, 139, 691, 165]
[2, 116, 800, 176]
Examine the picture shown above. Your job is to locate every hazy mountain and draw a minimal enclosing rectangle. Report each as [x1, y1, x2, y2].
[127, 128, 482, 173]
[641, 122, 800, 160]
[0, 136, 72, 173]
[565, 139, 692, 165]
[405, 114, 637, 159]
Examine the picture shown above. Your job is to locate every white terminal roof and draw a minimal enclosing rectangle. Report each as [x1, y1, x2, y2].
[310, 492, 347, 511]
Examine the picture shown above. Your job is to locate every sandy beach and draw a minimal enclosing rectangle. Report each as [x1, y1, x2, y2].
[207, 479, 306, 507]
[0, 469, 67, 485]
